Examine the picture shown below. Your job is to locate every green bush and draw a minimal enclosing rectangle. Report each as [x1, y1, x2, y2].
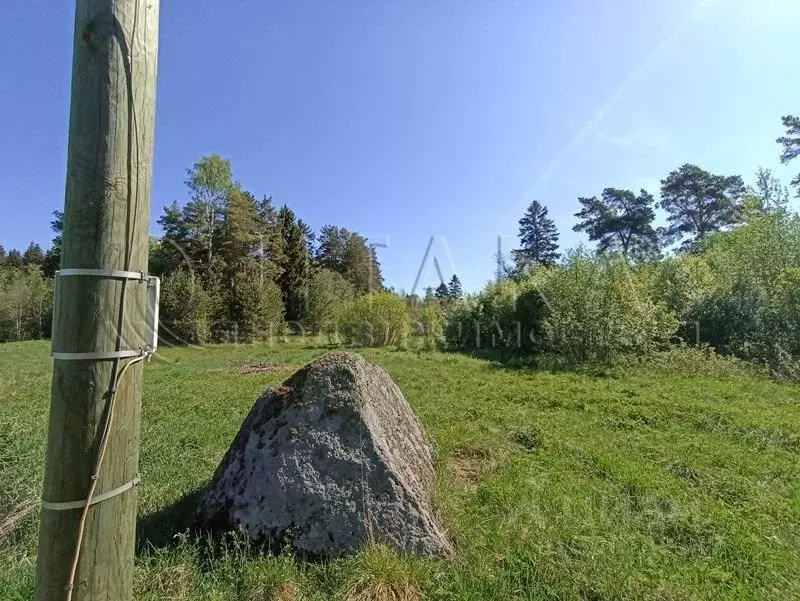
[338, 292, 409, 347]
[445, 251, 679, 364]
[231, 266, 285, 342]
[685, 213, 800, 366]
[641, 254, 715, 343]
[160, 270, 217, 344]
[442, 278, 548, 352]
[773, 267, 800, 358]
[419, 299, 444, 350]
[0, 266, 52, 342]
[533, 252, 678, 363]
[613, 344, 760, 380]
[304, 268, 354, 336]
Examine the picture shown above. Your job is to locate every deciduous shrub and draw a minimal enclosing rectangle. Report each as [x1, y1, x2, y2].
[442, 278, 548, 352]
[532, 252, 678, 363]
[338, 292, 409, 346]
[641, 255, 715, 343]
[445, 251, 679, 364]
[419, 299, 444, 350]
[0, 266, 52, 342]
[687, 213, 800, 366]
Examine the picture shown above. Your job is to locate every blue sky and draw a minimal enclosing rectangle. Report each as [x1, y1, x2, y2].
[1, 1, 799, 292]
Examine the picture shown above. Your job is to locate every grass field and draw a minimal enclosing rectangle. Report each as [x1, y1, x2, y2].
[1, 339, 799, 600]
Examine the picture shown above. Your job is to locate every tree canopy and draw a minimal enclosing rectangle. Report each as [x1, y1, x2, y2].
[573, 188, 659, 259]
[659, 164, 745, 249]
[777, 114, 800, 193]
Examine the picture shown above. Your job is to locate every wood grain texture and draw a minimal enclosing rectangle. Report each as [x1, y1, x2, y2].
[35, 2, 159, 600]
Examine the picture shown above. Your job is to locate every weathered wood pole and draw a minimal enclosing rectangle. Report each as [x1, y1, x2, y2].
[35, 1, 159, 600]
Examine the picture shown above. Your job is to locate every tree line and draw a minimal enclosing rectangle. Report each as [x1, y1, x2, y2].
[2, 112, 798, 356]
[149, 154, 385, 342]
[0, 154, 386, 343]
[508, 114, 799, 267]
[510, 164, 791, 272]
[447, 114, 800, 376]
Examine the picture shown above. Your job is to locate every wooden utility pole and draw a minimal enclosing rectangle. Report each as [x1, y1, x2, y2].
[35, 2, 159, 600]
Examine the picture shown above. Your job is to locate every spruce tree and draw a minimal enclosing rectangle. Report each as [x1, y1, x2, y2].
[434, 282, 450, 302]
[513, 200, 560, 270]
[22, 242, 45, 267]
[5, 249, 22, 269]
[277, 205, 311, 324]
[447, 274, 463, 299]
[232, 264, 284, 341]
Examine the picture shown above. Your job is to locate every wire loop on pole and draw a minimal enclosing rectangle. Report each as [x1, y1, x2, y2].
[42, 475, 141, 511]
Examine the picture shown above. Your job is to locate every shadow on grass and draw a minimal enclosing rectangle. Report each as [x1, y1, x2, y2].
[454, 347, 618, 378]
[135, 488, 330, 566]
[300, 343, 344, 351]
[136, 488, 205, 554]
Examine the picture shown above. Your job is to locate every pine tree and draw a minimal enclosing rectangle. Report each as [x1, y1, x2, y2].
[574, 188, 660, 259]
[513, 200, 560, 270]
[344, 234, 383, 294]
[659, 164, 745, 249]
[254, 196, 284, 278]
[777, 114, 800, 194]
[0, 245, 5, 267]
[447, 274, 463, 299]
[219, 189, 261, 276]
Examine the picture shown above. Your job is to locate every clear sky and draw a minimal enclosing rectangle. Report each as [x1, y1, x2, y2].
[1, 0, 799, 292]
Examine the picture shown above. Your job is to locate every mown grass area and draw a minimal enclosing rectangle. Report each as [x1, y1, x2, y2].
[1, 339, 799, 600]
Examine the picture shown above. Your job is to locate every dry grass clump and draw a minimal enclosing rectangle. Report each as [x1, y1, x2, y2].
[342, 545, 424, 601]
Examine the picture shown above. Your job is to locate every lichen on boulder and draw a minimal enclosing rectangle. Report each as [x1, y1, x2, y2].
[196, 352, 451, 558]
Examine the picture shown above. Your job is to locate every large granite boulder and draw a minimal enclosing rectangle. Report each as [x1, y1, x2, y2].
[196, 352, 451, 558]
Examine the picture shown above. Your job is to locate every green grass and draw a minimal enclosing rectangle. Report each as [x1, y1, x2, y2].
[1, 339, 799, 600]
